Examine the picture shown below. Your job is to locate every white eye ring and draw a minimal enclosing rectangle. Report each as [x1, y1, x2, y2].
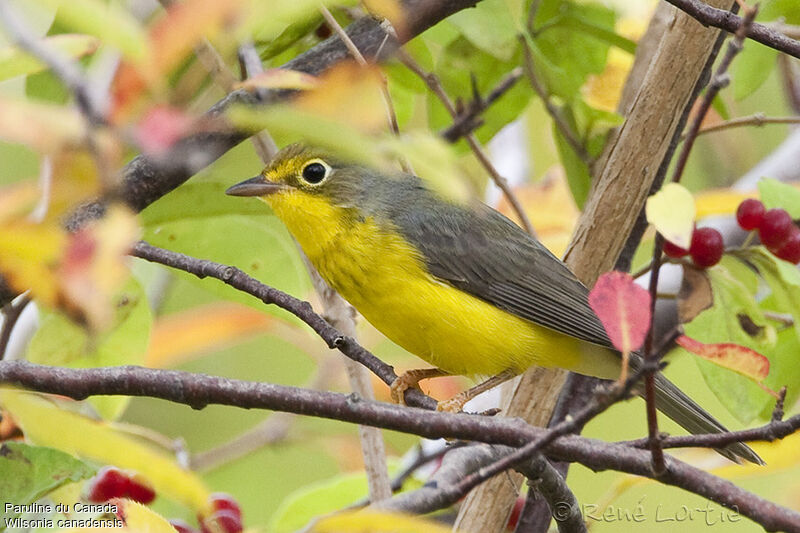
[300, 159, 331, 185]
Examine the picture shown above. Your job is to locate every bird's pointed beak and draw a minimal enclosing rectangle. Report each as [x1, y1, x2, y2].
[226, 175, 289, 197]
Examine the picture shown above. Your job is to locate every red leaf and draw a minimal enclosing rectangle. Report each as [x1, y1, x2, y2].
[588, 271, 651, 353]
[676, 335, 770, 383]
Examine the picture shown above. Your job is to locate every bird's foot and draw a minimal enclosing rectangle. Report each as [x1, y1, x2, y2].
[436, 394, 468, 413]
[390, 368, 447, 405]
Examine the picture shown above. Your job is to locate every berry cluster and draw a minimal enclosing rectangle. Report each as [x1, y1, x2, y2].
[663, 199, 800, 267]
[663, 227, 724, 268]
[737, 199, 800, 264]
[87, 468, 243, 533]
[86, 466, 155, 504]
[171, 494, 243, 533]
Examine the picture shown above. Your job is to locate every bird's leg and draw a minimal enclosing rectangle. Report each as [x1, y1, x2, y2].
[437, 369, 517, 413]
[617, 350, 630, 386]
[390, 368, 448, 405]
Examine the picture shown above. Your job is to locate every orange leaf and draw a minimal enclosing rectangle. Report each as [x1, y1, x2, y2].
[146, 303, 274, 368]
[588, 271, 651, 354]
[676, 335, 771, 384]
[111, 0, 244, 120]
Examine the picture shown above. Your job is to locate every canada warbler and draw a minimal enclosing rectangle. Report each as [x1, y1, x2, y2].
[227, 143, 761, 464]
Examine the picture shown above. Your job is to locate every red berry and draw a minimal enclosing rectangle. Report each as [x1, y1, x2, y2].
[735, 198, 766, 231]
[170, 520, 197, 533]
[663, 239, 689, 258]
[88, 467, 131, 502]
[774, 226, 800, 264]
[208, 493, 241, 519]
[201, 510, 243, 533]
[127, 474, 156, 504]
[689, 227, 724, 268]
[759, 208, 794, 248]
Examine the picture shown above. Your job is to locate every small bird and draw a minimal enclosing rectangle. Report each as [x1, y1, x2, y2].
[227, 144, 761, 464]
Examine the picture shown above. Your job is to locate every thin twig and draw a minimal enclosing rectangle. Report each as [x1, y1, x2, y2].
[319, 5, 409, 173]
[778, 54, 800, 114]
[683, 114, 800, 139]
[671, 5, 760, 185]
[397, 50, 537, 237]
[519, 36, 591, 165]
[643, 235, 667, 475]
[663, 0, 800, 59]
[440, 68, 524, 142]
[0, 295, 31, 361]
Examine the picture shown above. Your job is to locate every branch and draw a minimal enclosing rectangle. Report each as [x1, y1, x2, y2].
[376, 444, 586, 533]
[663, 0, 800, 59]
[2, 361, 800, 532]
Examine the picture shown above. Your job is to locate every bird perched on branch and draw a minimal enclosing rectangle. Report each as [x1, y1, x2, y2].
[227, 143, 761, 464]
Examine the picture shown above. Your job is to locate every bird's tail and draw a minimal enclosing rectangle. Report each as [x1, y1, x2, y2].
[649, 371, 764, 465]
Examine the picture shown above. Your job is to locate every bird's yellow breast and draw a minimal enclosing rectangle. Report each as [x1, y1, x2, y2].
[266, 191, 618, 379]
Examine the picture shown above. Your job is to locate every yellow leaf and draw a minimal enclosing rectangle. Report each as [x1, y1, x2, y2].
[311, 510, 455, 533]
[694, 189, 754, 219]
[646, 182, 696, 249]
[0, 389, 210, 510]
[235, 69, 319, 91]
[582, 47, 633, 113]
[0, 220, 65, 307]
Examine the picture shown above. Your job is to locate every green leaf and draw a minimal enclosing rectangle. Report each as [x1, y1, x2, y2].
[552, 107, 591, 208]
[33, 0, 148, 62]
[760, 0, 800, 24]
[731, 41, 778, 101]
[25, 280, 152, 420]
[0, 442, 95, 523]
[758, 178, 800, 218]
[742, 248, 800, 412]
[0, 34, 99, 83]
[448, 0, 521, 61]
[528, 0, 616, 99]
[269, 460, 411, 533]
[684, 256, 776, 423]
[142, 210, 310, 321]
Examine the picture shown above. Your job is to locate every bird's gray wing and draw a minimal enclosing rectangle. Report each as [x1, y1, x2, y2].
[389, 200, 613, 348]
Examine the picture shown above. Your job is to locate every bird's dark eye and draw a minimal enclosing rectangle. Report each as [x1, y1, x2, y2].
[301, 162, 328, 184]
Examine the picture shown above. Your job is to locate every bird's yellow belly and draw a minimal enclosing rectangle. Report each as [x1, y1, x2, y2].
[308, 221, 619, 380]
